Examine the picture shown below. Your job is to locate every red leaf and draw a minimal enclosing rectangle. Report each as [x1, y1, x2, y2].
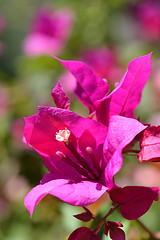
[73, 211, 93, 222]
[110, 228, 125, 240]
[109, 186, 159, 220]
[68, 227, 100, 240]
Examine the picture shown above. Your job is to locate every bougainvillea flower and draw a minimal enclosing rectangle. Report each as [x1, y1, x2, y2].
[104, 221, 125, 240]
[23, 7, 74, 56]
[109, 186, 159, 220]
[54, 53, 151, 125]
[138, 126, 160, 162]
[82, 47, 122, 83]
[23, 87, 146, 216]
[68, 227, 100, 240]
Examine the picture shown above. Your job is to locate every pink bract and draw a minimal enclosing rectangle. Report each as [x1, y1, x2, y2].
[138, 126, 160, 162]
[101, 115, 147, 187]
[96, 53, 152, 125]
[23, 7, 74, 56]
[54, 56, 110, 113]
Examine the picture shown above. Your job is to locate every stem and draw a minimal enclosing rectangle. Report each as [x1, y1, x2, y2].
[92, 204, 119, 221]
[102, 204, 119, 220]
[124, 153, 138, 156]
[123, 149, 140, 154]
[93, 221, 104, 235]
[136, 219, 160, 240]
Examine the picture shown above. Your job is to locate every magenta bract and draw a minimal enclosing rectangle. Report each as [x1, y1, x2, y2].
[51, 81, 70, 110]
[54, 56, 110, 113]
[54, 53, 152, 126]
[96, 53, 152, 125]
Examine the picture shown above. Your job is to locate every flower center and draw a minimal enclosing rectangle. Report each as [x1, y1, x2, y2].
[55, 128, 99, 181]
[55, 127, 70, 143]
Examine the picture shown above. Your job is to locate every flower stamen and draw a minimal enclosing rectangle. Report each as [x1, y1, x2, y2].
[56, 151, 92, 179]
[56, 127, 70, 143]
[86, 147, 101, 173]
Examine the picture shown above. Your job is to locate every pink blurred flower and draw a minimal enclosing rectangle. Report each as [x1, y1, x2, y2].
[23, 7, 74, 57]
[152, 68, 160, 94]
[148, 113, 160, 126]
[10, 118, 28, 149]
[82, 47, 122, 83]
[133, 164, 160, 188]
[3, 175, 29, 202]
[136, 0, 160, 41]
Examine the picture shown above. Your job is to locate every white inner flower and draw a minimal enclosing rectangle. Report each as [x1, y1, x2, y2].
[55, 127, 70, 142]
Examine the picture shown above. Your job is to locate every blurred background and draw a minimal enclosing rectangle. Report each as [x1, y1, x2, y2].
[0, 0, 160, 239]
